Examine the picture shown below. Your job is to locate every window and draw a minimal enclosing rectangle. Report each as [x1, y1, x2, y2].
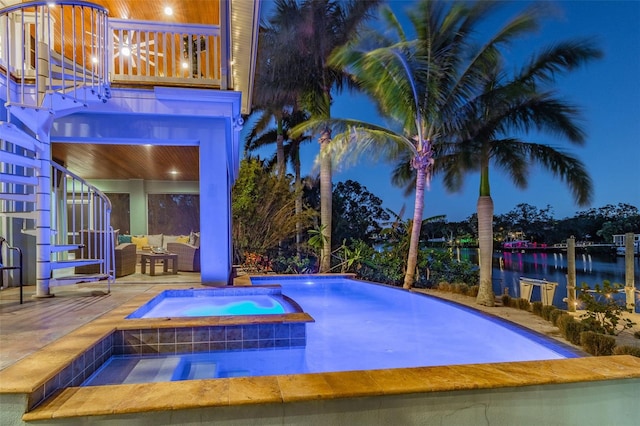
[148, 194, 200, 235]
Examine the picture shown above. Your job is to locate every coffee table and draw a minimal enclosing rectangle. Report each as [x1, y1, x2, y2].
[140, 253, 178, 276]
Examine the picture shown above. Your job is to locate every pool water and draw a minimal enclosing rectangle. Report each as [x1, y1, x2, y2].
[139, 295, 287, 317]
[85, 277, 578, 386]
[126, 287, 299, 318]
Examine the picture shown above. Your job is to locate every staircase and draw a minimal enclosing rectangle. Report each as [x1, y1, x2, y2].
[0, 1, 113, 295]
[0, 122, 115, 292]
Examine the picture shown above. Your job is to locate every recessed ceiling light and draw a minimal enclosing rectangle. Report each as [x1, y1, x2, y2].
[170, 170, 178, 175]
[164, 6, 173, 16]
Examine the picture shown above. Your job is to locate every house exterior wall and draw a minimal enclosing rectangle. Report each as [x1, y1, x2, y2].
[51, 87, 243, 284]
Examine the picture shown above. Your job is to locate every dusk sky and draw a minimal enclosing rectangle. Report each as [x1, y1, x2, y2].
[253, 1, 640, 222]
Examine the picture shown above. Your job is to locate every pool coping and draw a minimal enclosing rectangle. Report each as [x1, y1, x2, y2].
[1, 280, 639, 421]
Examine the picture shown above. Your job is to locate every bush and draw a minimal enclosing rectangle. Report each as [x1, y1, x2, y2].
[541, 305, 557, 321]
[501, 294, 512, 307]
[578, 281, 636, 336]
[437, 281, 452, 292]
[634, 331, 640, 340]
[531, 301, 544, 316]
[467, 285, 479, 298]
[516, 298, 531, 311]
[557, 315, 586, 345]
[612, 345, 640, 357]
[550, 310, 569, 327]
[580, 331, 616, 356]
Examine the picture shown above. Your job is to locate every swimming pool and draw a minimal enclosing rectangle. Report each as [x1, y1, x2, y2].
[126, 286, 300, 318]
[84, 277, 579, 386]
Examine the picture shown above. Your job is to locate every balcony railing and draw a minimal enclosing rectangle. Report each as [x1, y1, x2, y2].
[0, 1, 224, 112]
[109, 19, 222, 87]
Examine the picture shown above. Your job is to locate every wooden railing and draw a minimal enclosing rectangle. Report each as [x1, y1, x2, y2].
[109, 19, 222, 88]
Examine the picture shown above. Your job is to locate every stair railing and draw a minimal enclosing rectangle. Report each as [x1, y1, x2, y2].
[0, 1, 109, 111]
[50, 159, 114, 283]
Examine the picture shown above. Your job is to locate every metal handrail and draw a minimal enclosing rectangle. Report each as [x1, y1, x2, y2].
[51, 159, 114, 287]
[0, 236, 23, 304]
[0, 1, 110, 110]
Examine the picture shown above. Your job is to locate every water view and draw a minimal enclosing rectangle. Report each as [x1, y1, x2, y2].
[455, 248, 640, 312]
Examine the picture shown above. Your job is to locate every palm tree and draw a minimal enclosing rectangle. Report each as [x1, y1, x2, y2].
[290, 0, 382, 272]
[246, 110, 313, 254]
[437, 40, 601, 305]
[250, 0, 310, 178]
[301, 1, 541, 288]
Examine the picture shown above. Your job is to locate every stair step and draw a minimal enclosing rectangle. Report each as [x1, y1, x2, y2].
[50, 274, 110, 286]
[51, 244, 83, 253]
[51, 259, 103, 270]
[0, 122, 41, 153]
[0, 151, 38, 169]
[0, 172, 38, 186]
[0, 192, 36, 203]
[2, 211, 37, 220]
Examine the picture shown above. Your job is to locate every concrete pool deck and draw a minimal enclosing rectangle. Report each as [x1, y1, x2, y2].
[1, 277, 639, 425]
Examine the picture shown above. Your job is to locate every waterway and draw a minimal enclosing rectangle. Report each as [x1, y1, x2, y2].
[455, 248, 640, 312]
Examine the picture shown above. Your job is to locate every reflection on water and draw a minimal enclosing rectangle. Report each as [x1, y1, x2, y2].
[455, 248, 640, 312]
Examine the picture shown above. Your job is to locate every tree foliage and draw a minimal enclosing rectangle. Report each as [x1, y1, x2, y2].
[332, 180, 389, 247]
[231, 158, 314, 262]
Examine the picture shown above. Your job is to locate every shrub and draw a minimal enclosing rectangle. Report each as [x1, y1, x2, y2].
[531, 301, 543, 316]
[467, 285, 479, 298]
[541, 305, 557, 321]
[437, 281, 451, 292]
[550, 310, 569, 326]
[501, 294, 512, 307]
[580, 331, 616, 356]
[452, 283, 468, 295]
[516, 298, 531, 311]
[612, 345, 640, 357]
[557, 315, 586, 345]
[634, 331, 640, 340]
[578, 281, 636, 336]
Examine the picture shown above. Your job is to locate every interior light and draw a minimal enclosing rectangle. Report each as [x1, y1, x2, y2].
[170, 170, 178, 175]
[47, 2, 56, 7]
[164, 6, 173, 16]
[91, 56, 98, 64]
[122, 46, 131, 57]
[181, 61, 189, 69]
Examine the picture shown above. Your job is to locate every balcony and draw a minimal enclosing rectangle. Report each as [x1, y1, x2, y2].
[0, 0, 258, 113]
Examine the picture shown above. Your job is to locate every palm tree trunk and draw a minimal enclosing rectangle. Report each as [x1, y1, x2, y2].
[319, 128, 332, 272]
[476, 195, 495, 306]
[276, 118, 285, 178]
[294, 147, 302, 257]
[403, 166, 427, 289]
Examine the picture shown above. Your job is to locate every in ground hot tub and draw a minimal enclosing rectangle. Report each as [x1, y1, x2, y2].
[126, 286, 302, 319]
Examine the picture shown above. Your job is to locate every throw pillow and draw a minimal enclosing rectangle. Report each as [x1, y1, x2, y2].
[163, 235, 180, 248]
[147, 234, 163, 248]
[118, 234, 132, 244]
[189, 231, 200, 247]
[176, 236, 190, 244]
[131, 236, 148, 250]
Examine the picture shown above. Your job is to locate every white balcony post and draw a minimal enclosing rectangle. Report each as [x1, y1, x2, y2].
[219, 0, 229, 90]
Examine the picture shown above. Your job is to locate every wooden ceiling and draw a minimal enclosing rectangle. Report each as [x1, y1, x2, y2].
[7, 0, 221, 25]
[52, 144, 200, 181]
[45, 0, 213, 182]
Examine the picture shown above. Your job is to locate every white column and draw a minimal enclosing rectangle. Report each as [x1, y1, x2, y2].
[34, 131, 52, 297]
